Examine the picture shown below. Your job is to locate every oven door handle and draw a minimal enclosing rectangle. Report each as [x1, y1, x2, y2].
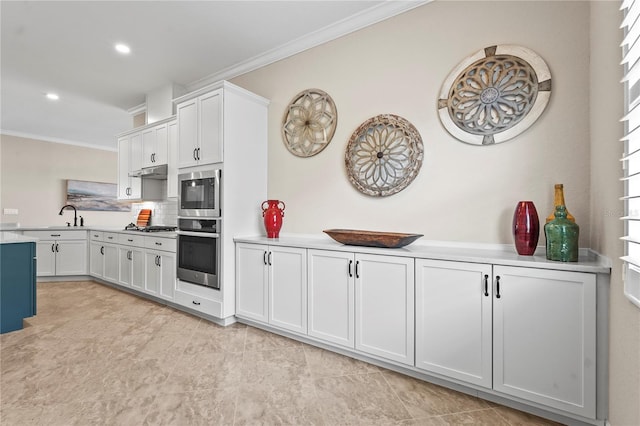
[176, 230, 220, 238]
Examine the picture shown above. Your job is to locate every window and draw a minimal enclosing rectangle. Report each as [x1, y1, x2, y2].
[621, 0, 640, 308]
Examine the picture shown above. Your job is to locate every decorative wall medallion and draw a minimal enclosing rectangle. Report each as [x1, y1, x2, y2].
[438, 45, 552, 145]
[345, 114, 423, 197]
[282, 89, 337, 157]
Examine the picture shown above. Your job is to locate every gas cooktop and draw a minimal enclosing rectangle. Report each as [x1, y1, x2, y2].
[124, 224, 177, 232]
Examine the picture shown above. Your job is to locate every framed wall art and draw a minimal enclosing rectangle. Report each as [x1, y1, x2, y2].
[66, 180, 130, 212]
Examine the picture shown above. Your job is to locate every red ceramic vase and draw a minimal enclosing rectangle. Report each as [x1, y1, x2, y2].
[512, 201, 540, 256]
[262, 200, 285, 238]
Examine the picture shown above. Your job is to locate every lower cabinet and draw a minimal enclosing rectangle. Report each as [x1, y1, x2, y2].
[24, 230, 87, 277]
[492, 265, 596, 418]
[307, 249, 414, 365]
[236, 240, 603, 422]
[236, 243, 307, 334]
[1, 241, 36, 334]
[89, 232, 176, 302]
[145, 249, 176, 300]
[118, 246, 144, 290]
[415, 259, 492, 388]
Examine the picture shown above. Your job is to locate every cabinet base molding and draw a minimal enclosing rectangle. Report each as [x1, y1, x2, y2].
[37, 275, 93, 283]
[235, 317, 606, 426]
[90, 278, 237, 327]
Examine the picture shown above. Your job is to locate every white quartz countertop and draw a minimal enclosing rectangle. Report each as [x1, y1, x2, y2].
[234, 233, 612, 274]
[0, 232, 38, 244]
[1, 226, 176, 239]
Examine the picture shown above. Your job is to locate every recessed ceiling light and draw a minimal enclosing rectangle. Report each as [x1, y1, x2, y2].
[115, 43, 131, 54]
[45, 93, 59, 101]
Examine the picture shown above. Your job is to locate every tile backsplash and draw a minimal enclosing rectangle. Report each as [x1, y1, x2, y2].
[131, 200, 177, 226]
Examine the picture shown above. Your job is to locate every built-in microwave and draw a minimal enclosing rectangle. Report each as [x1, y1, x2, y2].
[178, 169, 221, 218]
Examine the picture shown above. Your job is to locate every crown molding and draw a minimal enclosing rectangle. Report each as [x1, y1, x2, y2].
[186, 0, 432, 92]
[1, 130, 117, 152]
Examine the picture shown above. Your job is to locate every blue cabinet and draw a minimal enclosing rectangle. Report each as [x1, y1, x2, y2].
[1, 241, 36, 333]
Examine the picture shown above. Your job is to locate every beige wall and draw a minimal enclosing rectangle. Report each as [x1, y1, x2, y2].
[591, 3, 640, 426]
[232, 1, 639, 424]
[0, 134, 131, 228]
[233, 0, 591, 245]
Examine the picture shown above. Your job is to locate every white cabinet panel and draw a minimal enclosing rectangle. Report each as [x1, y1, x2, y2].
[198, 90, 222, 165]
[89, 241, 104, 278]
[167, 120, 178, 198]
[102, 244, 119, 283]
[308, 249, 355, 348]
[236, 243, 269, 323]
[34, 241, 55, 276]
[177, 99, 198, 168]
[415, 259, 492, 387]
[355, 253, 414, 365]
[56, 240, 87, 276]
[492, 265, 596, 418]
[269, 246, 307, 334]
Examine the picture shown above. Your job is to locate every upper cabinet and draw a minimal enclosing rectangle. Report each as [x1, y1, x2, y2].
[142, 122, 169, 168]
[117, 117, 175, 201]
[117, 133, 142, 200]
[176, 89, 222, 168]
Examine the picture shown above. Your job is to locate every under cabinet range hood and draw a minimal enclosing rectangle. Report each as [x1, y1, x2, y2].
[129, 164, 168, 179]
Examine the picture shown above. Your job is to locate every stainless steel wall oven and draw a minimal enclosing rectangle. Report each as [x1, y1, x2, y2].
[176, 218, 220, 289]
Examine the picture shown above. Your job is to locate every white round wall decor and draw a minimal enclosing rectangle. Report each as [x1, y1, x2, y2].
[345, 114, 424, 197]
[437, 45, 552, 145]
[282, 89, 338, 157]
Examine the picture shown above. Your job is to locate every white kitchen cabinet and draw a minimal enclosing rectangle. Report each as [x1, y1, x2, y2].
[415, 259, 493, 387]
[117, 134, 142, 200]
[307, 249, 355, 349]
[355, 253, 414, 366]
[235, 243, 307, 334]
[144, 236, 176, 301]
[103, 243, 119, 283]
[142, 122, 168, 168]
[24, 230, 87, 277]
[176, 89, 222, 168]
[118, 246, 145, 290]
[144, 250, 175, 300]
[492, 265, 597, 418]
[89, 241, 104, 278]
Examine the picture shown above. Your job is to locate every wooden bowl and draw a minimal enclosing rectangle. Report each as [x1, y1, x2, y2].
[323, 229, 423, 249]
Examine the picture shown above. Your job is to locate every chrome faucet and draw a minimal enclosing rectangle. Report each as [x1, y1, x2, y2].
[59, 204, 78, 226]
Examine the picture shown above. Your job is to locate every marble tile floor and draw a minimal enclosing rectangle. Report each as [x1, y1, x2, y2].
[1, 281, 563, 425]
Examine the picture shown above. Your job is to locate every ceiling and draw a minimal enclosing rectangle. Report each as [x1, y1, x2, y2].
[1, 1, 428, 151]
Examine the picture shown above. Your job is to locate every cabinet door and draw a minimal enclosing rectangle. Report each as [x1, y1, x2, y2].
[89, 242, 104, 277]
[131, 248, 145, 291]
[55, 240, 87, 276]
[236, 243, 269, 323]
[167, 120, 178, 198]
[355, 253, 415, 365]
[415, 259, 492, 387]
[492, 266, 596, 418]
[102, 244, 119, 283]
[145, 252, 160, 295]
[141, 127, 156, 168]
[177, 99, 198, 168]
[117, 136, 130, 200]
[118, 247, 132, 287]
[128, 133, 143, 199]
[159, 252, 176, 301]
[154, 123, 168, 166]
[198, 90, 223, 165]
[34, 240, 56, 276]
[269, 246, 307, 334]
[308, 249, 355, 348]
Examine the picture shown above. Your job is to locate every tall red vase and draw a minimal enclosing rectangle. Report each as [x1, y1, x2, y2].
[262, 200, 285, 238]
[512, 201, 540, 255]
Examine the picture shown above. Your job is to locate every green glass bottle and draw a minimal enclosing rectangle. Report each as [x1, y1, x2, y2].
[544, 205, 579, 262]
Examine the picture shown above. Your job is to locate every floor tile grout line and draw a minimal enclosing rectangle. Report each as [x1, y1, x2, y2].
[379, 369, 416, 422]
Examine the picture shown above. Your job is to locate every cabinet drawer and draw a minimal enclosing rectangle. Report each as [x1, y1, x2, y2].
[23, 230, 87, 240]
[145, 236, 176, 252]
[119, 233, 145, 247]
[103, 232, 119, 243]
[175, 289, 222, 318]
[90, 231, 103, 241]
